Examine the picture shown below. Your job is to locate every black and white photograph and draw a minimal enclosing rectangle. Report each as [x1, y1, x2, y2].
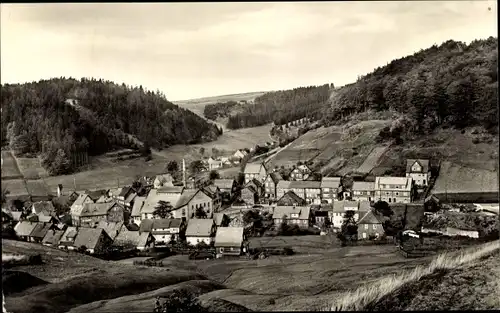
[1, 1, 498, 312]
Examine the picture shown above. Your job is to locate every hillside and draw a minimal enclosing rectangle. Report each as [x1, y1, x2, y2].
[268, 37, 498, 174]
[174, 91, 266, 117]
[0, 78, 221, 176]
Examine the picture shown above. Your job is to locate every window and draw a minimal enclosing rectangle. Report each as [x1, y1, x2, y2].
[197, 239, 200, 243]
[373, 224, 377, 230]
[388, 198, 391, 203]
[323, 188, 330, 192]
[393, 198, 396, 203]
[364, 224, 368, 230]
[362, 233, 367, 239]
[423, 180, 426, 185]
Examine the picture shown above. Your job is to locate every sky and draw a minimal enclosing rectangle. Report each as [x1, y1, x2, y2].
[1, 1, 497, 101]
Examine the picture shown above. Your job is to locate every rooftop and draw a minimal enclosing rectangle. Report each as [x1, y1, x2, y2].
[406, 159, 430, 173]
[272, 206, 311, 220]
[74, 227, 109, 250]
[215, 227, 244, 247]
[185, 219, 214, 237]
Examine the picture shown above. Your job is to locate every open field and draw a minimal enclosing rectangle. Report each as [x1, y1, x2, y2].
[174, 91, 266, 117]
[1, 150, 23, 179]
[2, 179, 28, 197]
[356, 145, 390, 174]
[3, 236, 442, 313]
[330, 240, 500, 311]
[16, 156, 49, 179]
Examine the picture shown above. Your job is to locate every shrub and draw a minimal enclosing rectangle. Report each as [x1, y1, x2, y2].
[281, 247, 295, 255]
[156, 289, 206, 313]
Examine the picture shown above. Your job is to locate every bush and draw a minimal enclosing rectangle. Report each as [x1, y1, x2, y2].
[156, 289, 206, 313]
[281, 247, 295, 255]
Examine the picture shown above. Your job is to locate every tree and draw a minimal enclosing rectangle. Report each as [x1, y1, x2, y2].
[156, 289, 206, 313]
[211, 147, 219, 157]
[166, 160, 179, 173]
[337, 210, 358, 246]
[209, 170, 220, 180]
[373, 201, 393, 217]
[195, 207, 207, 219]
[189, 160, 206, 174]
[51, 148, 72, 175]
[153, 201, 173, 219]
[199, 147, 205, 156]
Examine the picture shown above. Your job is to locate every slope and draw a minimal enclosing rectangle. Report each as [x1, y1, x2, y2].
[0, 78, 221, 176]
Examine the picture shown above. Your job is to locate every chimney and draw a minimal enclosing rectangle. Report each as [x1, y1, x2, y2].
[57, 184, 63, 197]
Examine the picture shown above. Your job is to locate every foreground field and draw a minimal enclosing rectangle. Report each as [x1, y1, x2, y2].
[3, 237, 437, 313]
[1, 150, 23, 179]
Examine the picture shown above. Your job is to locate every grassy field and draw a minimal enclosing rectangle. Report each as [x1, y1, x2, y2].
[174, 91, 267, 117]
[1, 150, 23, 179]
[330, 240, 500, 311]
[356, 145, 390, 174]
[2, 179, 28, 197]
[16, 156, 49, 179]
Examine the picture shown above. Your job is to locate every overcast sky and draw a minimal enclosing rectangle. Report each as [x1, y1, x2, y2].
[1, 1, 497, 101]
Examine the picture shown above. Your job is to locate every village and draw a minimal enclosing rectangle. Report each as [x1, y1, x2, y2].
[3, 142, 499, 262]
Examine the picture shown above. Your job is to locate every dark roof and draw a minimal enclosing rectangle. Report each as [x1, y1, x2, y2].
[74, 227, 110, 250]
[30, 222, 52, 238]
[96, 221, 124, 240]
[85, 189, 108, 201]
[277, 190, 306, 205]
[52, 195, 75, 208]
[175, 189, 200, 209]
[118, 186, 134, 197]
[269, 172, 283, 184]
[213, 179, 235, 190]
[81, 202, 117, 216]
[406, 159, 430, 173]
[42, 229, 65, 245]
[357, 210, 383, 224]
[314, 211, 329, 217]
[157, 186, 184, 194]
[32, 201, 55, 215]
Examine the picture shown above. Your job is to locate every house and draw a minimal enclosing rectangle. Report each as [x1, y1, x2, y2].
[375, 177, 413, 203]
[73, 227, 113, 254]
[96, 221, 124, 241]
[215, 227, 247, 258]
[276, 191, 307, 206]
[109, 186, 137, 207]
[288, 181, 322, 205]
[272, 206, 311, 229]
[31, 201, 56, 216]
[239, 186, 257, 206]
[207, 157, 223, 170]
[212, 179, 236, 196]
[185, 218, 216, 246]
[114, 228, 155, 251]
[406, 159, 431, 187]
[10, 211, 24, 223]
[154, 173, 174, 189]
[42, 229, 65, 247]
[352, 181, 376, 202]
[276, 180, 292, 199]
[58, 226, 79, 250]
[243, 163, 268, 184]
[246, 178, 264, 197]
[52, 192, 79, 210]
[13, 221, 38, 241]
[28, 222, 53, 243]
[176, 189, 215, 219]
[70, 193, 94, 226]
[140, 218, 184, 243]
[131, 196, 146, 226]
[213, 213, 230, 227]
[263, 172, 282, 199]
[314, 210, 329, 227]
[78, 202, 125, 227]
[203, 185, 222, 210]
[328, 201, 365, 228]
[85, 189, 108, 202]
[320, 177, 342, 203]
[140, 188, 183, 220]
[290, 164, 312, 181]
[233, 149, 248, 161]
[357, 210, 384, 240]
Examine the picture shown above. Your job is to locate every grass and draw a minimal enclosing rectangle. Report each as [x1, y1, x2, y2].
[1, 151, 23, 179]
[16, 156, 49, 179]
[2, 179, 28, 197]
[356, 145, 390, 174]
[329, 239, 500, 311]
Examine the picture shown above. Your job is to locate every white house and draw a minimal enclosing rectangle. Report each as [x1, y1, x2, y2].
[185, 218, 216, 246]
[243, 163, 268, 184]
[139, 218, 183, 244]
[406, 159, 431, 187]
[375, 176, 413, 203]
[70, 194, 94, 226]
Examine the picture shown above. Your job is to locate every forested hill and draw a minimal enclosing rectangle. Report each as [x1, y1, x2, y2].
[0, 78, 222, 175]
[323, 37, 498, 136]
[226, 84, 334, 129]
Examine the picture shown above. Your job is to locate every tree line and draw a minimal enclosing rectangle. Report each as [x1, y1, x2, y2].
[1, 77, 222, 175]
[203, 100, 240, 120]
[226, 84, 333, 129]
[323, 37, 498, 139]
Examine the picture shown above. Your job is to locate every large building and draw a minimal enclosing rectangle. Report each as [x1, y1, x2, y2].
[320, 177, 342, 203]
[351, 181, 376, 202]
[288, 181, 322, 205]
[374, 176, 413, 203]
